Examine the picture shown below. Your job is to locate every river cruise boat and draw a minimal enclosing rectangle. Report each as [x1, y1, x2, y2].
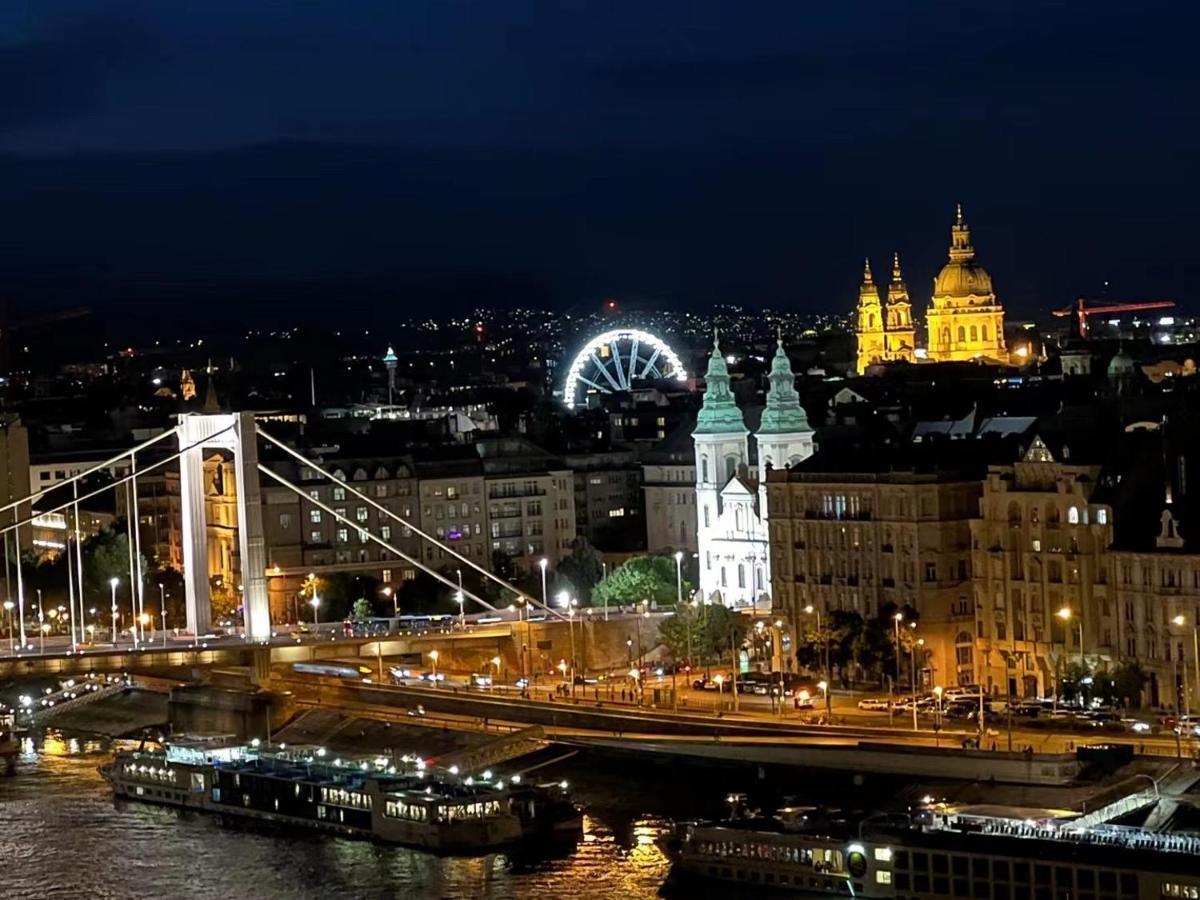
[101, 737, 581, 853]
[670, 795, 1200, 899]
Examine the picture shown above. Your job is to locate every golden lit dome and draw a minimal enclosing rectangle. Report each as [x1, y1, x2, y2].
[931, 204, 995, 306]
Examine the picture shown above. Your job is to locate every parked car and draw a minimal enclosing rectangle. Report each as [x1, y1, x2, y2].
[944, 684, 984, 700]
[857, 697, 891, 711]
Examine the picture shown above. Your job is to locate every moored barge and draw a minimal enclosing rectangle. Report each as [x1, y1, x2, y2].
[670, 794, 1200, 899]
[102, 737, 581, 852]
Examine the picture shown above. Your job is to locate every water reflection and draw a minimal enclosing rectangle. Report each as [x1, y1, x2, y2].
[3, 730, 675, 900]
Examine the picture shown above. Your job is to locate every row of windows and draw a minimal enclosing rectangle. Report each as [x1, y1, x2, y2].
[319, 786, 372, 810]
[384, 799, 429, 821]
[440, 800, 502, 821]
[121, 763, 176, 782]
[691, 840, 841, 869]
[893, 848, 1137, 898]
[300, 466, 412, 483]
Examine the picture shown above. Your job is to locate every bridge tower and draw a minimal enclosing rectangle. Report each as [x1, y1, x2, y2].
[178, 412, 271, 641]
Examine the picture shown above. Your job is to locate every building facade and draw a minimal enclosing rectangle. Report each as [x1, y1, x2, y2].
[970, 437, 1113, 698]
[1110, 520, 1200, 709]
[564, 450, 644, 551]
[262, 453, 423, 619]
[767, 465, 980, 688]
[643, 460, 697, 555]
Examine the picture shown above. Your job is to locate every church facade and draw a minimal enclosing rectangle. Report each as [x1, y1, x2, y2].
[855, 206, 1006, 373]
[694, 332, 813, 607]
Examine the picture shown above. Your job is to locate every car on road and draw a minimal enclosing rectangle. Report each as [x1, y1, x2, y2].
[692, 675, 728, 691]
[945, 691, 984, 705]
[1169, 714, 1200, 736]
[857, 697, 891, 711]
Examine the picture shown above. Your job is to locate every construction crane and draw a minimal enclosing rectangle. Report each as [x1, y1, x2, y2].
[1053, 297, 1175, 339]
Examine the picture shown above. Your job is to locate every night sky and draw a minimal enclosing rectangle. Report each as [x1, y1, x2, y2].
[1, 1, 1197, 329]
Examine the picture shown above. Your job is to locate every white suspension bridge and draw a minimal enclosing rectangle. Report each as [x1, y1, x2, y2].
[0, 412, 572, 659]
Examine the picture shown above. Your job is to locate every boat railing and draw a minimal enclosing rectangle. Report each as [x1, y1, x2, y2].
[928, 815, 1200, 856]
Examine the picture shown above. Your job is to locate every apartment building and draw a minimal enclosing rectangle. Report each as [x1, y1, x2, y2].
[970, 436, 1113, 698]
[767, 450, 981, 687]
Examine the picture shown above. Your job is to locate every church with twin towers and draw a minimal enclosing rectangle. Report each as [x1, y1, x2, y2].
[856, 205, 1007, 373]
[692, 331, 813, 607]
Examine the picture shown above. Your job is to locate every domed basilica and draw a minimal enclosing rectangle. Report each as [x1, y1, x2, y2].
[855, 205, 1007, 373]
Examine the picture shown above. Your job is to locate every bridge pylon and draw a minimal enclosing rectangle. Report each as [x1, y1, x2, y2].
[178, 412, 271, 641]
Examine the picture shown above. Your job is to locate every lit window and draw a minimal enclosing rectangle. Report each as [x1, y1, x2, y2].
[309, 510, 321, 524]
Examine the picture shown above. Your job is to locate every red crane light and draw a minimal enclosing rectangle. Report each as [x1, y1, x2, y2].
[1053, 297, 1175, 339]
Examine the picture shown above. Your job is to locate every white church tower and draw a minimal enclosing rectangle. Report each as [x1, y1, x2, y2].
[756, 331, 814, 503]
[694, 331, 758, 607]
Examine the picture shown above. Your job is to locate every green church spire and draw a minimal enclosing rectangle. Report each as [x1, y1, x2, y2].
[757, 331, 811, 435]
[693, 329, 747, 435]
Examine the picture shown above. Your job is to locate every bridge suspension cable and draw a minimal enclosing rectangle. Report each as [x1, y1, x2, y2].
[0, 422, 236, 650]
[256, 426, 570, 622]
[256, 463, 501, 614]
[0, 425, 180, 520]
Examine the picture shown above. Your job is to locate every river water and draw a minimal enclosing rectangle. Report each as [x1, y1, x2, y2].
[1, 730, 691, 900]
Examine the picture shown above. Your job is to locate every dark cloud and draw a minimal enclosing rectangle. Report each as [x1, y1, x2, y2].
[0, 1, 1196, 330]
[0, 16, 149, 134]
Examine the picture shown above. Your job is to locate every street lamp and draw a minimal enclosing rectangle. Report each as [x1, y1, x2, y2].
[3, 600, 12, 654]
[455, 569, 465, 629]
[491, 655, 501, 682]
[1175, 614, 1200, 710]
[429, 649, 439, 688]
[39, 622, 49, 655]
[109, 577, 119, 645]
[1173, 615, 1191, 723]
[538, 558, 548, 615]
[892, 612, 904, 696]
[713, 673, 724, 710]
[309, 594, 321, 629]
[674, 550, 684, 610]
[382, 585, 395, 617]
[910, 636, 925, 732]
[1057, 606, 1084, 666]
[804, 604, 831, 717]
[158, 583, 166, 645]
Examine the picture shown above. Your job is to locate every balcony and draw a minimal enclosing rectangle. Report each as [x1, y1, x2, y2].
[487, 486, 546, 500]
[489, 507, 523, 519]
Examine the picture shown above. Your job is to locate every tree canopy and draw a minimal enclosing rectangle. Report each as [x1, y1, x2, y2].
[658, 601, 747, 665]
[554, 537, 604, 602]
[592, 555, 689, 608]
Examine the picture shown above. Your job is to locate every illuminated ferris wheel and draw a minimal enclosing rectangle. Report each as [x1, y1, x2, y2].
[562, 327, 688, 409]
